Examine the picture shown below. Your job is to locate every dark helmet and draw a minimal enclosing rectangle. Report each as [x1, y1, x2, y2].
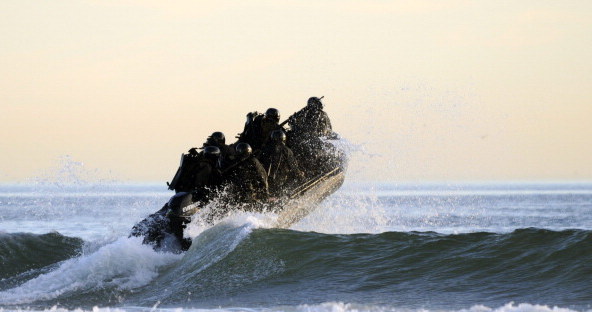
[307, 96, 323, 110]
[203, 146, 221, 162]
[235, 142, 252, 157]
[270, 129, 286, 143]
[207, 131, 225, 146]
[265, 108, 280, 122]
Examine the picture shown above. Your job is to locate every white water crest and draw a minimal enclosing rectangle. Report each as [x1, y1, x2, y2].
[0, 237, 181, 305]
[0, 211, 273, 307]
[184, 196, 277, 240]
[183, 211, 272, 267]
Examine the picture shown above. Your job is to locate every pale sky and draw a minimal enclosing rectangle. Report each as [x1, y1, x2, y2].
[1, 1, 591, 182]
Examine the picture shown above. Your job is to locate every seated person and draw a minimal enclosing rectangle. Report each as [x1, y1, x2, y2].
[168, 146, 222, 196]
[287, 97, 333, 139]
[258, 130, 304, 197]
[238, 108, 283, 151]
[222, 143, 269, 205]
[200, 131, 234, 168]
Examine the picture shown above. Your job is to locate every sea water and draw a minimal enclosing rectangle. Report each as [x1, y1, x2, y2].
[1, 181, 591, 312]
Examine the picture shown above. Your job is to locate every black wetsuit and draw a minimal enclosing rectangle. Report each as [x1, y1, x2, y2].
[286, 106, 337, 177]
[288, 106, 333, 139]
[259, 142, 303, 196]
[202, 142, 233, 169]
[239, 114, 283, 151]
[223, 156, 269, 205]
[190, 158, 222, 199]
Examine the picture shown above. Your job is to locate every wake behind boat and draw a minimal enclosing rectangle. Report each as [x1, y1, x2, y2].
[130, 97, 348, 251]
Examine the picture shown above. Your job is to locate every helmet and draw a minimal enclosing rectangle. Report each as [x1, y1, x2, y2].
[235, 142, 252, 157]
[307, 96, 323, 110]
[265, 108, 280, 122]
[270, 129, 286, 143]
[207, 131, 225, 146]
[203, 146, 221, 162]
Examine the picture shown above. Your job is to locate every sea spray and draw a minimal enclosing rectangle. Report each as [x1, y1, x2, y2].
[129, 214, 283, 306]
[0, 237, 181, 305]
[292, 182, 389, 234]
[1, 183, 591, 310]
[183, 194, 277, 240]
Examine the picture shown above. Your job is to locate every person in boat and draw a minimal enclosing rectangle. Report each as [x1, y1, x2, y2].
[238, 108, 283, 151]
[134, 146, 222, 251]
[286, 96, 338, 177]
[201, 131, 234, 168]
[258, 129, 305, 197]
[222, 142, 269, 206]
[287, 97, 334, 139]
[259, 108, 283, 149]
[168, 132, 231, 192]
[172, 145, 222, 194]
[167, 146, 202, 193]
[185, 145, 223, 200]
[169, 146, 222, 245]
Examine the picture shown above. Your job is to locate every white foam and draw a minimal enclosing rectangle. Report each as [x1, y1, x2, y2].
[0, 237, 181, 305]
[0, 209, 277, 307]
[184, 200, 276, 240]
[460, 303, 584, 312]
[155, 209, 276, 283]
[0, 302, 587, 312]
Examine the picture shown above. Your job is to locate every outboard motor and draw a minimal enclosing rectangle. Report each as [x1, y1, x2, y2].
[166, 192, 196, 220]
[129, 192, 197, 252]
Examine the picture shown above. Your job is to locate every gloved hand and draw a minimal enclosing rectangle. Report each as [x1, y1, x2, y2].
[188, 147, 199, 156]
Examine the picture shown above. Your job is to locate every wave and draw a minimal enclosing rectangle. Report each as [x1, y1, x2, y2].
[147, 227, 590, 308]
[0, 232, 83, 287]
[1, 224, 591, 310]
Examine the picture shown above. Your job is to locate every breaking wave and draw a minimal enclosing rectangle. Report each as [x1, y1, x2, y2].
[1, 224, 591, 310]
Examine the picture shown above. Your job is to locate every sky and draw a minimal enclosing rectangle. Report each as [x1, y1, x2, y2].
[1, 0, 591, 183]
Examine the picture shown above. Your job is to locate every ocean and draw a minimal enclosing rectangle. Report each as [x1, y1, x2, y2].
[0, 181, 591, 312]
